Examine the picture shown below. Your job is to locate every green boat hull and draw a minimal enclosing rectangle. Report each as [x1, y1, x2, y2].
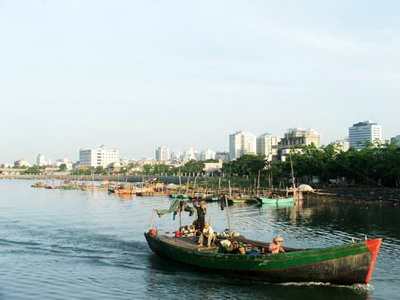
[205, 197, 220, 202]
[169, 194, 189, 200]
[145, 233, 381, 285]
[256, 197, 294, 205]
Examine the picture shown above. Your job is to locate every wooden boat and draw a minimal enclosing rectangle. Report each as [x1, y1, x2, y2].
[256, 197, 294, 205]
[258, 202, 295, 209]
[205, 196, 220, 202]
[227, 195, 254, 203]
[108, 187, 136, 195]
[144, 232, 382, 285]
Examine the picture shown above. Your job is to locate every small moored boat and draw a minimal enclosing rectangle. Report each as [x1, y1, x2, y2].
[256, 196, 294, 205]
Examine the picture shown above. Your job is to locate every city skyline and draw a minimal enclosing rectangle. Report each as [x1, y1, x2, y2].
[0, 121, 389, 164]
[1, 1, 400, 161]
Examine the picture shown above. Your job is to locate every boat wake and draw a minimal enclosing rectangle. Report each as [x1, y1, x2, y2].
[277, 281, 374, 291]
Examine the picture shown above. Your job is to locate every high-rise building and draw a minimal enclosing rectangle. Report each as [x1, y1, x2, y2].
[79, 145, 119, 167]
[37, 154, 46, 166]
[256, 133, 280, 161]
[171, 151, 182, 162]
[279, 128, 321, 161]
[200, 149, 216, 161]
[182, 148, 197, 161]
[155, 147, 171, 161]
[279, 128, 321, 150]
[229, 131, 257, 161]
[349, 121, 382, 150]
[215, 151, 230, 162]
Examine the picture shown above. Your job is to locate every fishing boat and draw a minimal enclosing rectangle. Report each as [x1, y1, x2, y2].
[204, 196, 220, 202]
[144, 231, 382, 285]
[258, 202, 295, 209]
[178, 194, 189, 200]
[256, 196, 294, 205]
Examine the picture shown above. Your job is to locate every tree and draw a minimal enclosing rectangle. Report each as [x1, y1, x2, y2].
[95, 166, 108, 175]
[223, 155, 266, 177]
[59, 164, 67, 172]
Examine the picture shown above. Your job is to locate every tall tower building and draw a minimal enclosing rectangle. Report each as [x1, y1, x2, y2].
[229, 131, 257, 161]
[182, 148, 197, 161]
[256, 133, 280, 161]
[349, 121, 382, 150]
[37, 154, 46, 166]
[155, 147, 171, 161]
[200, 149, 216, 161]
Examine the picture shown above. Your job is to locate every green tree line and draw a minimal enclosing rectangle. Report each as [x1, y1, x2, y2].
[222, 142, 400, 187]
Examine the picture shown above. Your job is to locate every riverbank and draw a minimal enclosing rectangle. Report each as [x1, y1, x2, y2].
[312, 187, 400, 204]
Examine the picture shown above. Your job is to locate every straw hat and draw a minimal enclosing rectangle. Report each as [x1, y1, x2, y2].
[273, 236, 284, 242]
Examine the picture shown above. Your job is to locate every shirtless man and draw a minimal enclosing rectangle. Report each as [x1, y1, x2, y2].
[269, 236, 285, 254]
[197, 222, 215, 248]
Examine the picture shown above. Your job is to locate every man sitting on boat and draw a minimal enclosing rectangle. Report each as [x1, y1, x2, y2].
[269, 236, 285, 254]
[197, 222, 215, 248]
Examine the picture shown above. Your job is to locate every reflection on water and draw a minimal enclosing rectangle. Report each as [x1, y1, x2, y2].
[0, 180, 398, 300]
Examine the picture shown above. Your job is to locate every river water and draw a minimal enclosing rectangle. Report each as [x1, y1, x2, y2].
[0, 180, 399, 300]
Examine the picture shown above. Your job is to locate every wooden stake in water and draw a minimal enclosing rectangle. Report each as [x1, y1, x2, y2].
[224, 194, 232, 232]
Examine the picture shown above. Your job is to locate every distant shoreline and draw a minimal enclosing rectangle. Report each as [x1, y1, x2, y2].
[2, 174, 399, 204]
[0, 174, 196, 184]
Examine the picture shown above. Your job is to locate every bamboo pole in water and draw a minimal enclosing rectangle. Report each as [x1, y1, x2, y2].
[224, 194, 232, 232]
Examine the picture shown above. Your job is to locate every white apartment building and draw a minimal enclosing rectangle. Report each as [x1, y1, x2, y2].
[229, 130, 257, 161]
[55, 158, 73, 170]
[37, 154, 46, 166]
[171, 151, 182, 162]
[79, 145, 119, 167]
[279, 128, 321, 149]
[349, 121, 382, 150]
[256, 133, 280, 161]
[14, 158, 31, 168]
[182, 148, 197, 161]
[200, 149, 216, 161]
[155, 147, 171, 161]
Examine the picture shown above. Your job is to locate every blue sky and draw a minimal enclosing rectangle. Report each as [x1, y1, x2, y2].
[1, 0, 399, 162]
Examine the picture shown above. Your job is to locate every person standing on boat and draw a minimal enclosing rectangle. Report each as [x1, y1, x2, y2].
[269, 236, 285, 254]
[193, 200, 207, 233]
[197, 222, 215, 248]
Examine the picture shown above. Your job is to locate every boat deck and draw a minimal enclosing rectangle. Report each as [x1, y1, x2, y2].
[157, 235, 303, 253]
[158, 236, 220, 252]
